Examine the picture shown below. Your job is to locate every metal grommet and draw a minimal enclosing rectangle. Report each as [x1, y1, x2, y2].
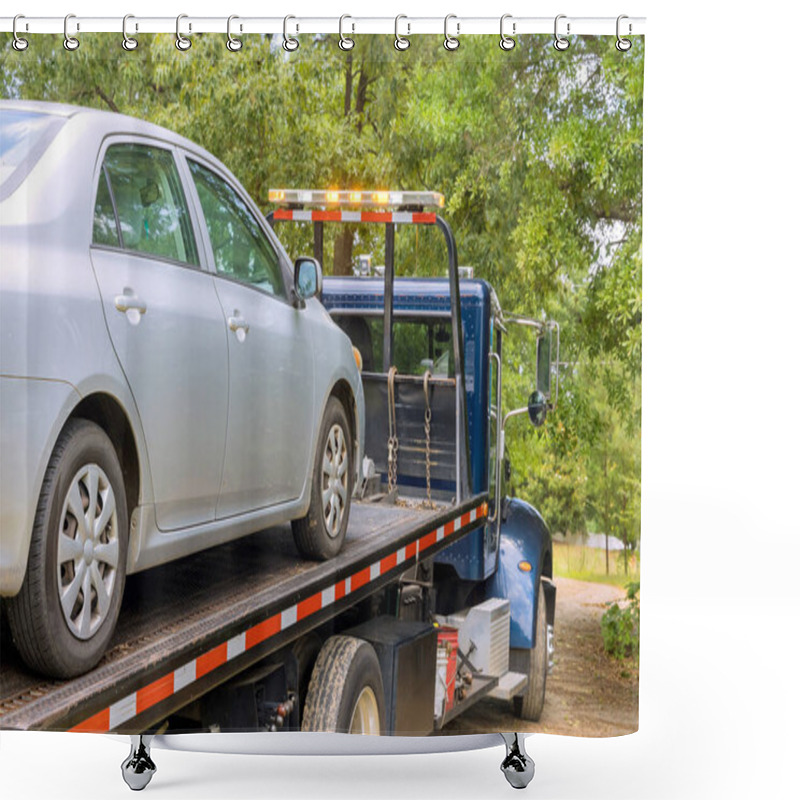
[63, 13, 79, 51]
[553, 14, 570, 51]
[499, 14, 515, 51]
[175, 14, 191, 51]
[227, 15, 243, 51]
[122, 14, 138, 51]
[12, 14, 29, 52]
[443, 14, 460, 51]
[616, 14, 632, 52]
[339, 15, 355, 51]
[394, 15, 410, 51]
[282, 15, 299, 52]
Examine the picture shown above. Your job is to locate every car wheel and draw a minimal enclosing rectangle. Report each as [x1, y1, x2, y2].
[301, 635, 385, 734]
[7, 418, 128, 679]
[512, 581, 548, 721]
[292, 396, 352, 561]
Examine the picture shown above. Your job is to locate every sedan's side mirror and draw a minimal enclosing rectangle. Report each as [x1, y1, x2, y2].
[294, 257, 323, 303]
[527, 390, 547, 427]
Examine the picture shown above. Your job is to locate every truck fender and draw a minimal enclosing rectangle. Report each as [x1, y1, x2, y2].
[485, 498, 555, 650]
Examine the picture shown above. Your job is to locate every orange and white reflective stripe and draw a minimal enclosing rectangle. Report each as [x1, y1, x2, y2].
[70, 502, 487, 733]
[273, 209, 437, 225]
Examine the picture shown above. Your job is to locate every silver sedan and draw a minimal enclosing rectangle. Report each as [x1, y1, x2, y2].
[0, 100, 364, 678]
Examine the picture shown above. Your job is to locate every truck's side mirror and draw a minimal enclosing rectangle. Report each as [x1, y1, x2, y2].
[527, 390, 547, 427]
[536, 333, 551, 399]
[294, 257, 322, 302]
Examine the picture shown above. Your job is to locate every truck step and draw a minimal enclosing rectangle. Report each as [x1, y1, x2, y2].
[487, 670, 528, 701]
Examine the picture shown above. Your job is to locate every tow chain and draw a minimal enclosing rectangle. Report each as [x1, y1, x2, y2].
[422, 370, 434, 508]
[387, 366, 399, 496]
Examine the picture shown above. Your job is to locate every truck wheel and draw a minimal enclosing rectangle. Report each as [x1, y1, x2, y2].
[513, 581, 548, 721]
[7, 419, 128, 679]
[290, 632, 322, 726]
[301, 635, 386, 734]
[292, 397, 352, 561]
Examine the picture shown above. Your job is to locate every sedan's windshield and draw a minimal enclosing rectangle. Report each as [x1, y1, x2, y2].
[0, 109, 64, 192]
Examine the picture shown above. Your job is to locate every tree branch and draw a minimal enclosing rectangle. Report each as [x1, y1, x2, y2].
[95, 86, 120, 113]
[344, 52, 353, 117]
[579, 62, 602, 93]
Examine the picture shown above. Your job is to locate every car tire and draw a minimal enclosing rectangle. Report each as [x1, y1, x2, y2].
[301, 635, 386, 734]
[512, 581, 548, 721]
[292, 396, 352, 561]
[7, 418, 128, 679]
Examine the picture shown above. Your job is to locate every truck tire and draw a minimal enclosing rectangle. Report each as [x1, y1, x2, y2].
[512, 581, 548, 721]
[290, 632, 322, 726]
[292, 396, 352, 561]
[301, 635, 386, 734]
[7, 419, 128, 678]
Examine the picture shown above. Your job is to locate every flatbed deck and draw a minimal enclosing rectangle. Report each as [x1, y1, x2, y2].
[0, 495, 487, 732]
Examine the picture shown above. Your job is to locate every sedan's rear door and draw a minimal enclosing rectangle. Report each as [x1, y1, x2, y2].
[90, 140, 228, 531]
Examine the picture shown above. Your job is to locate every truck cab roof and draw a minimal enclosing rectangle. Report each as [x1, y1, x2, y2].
[322, 276, 499, 317]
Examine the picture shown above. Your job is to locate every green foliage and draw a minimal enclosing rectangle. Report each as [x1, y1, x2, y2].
[584, 369, 641, 566]
[601, 581, 640, 660]
[1, 32, 643, 547]
[553, 542, 639, 588]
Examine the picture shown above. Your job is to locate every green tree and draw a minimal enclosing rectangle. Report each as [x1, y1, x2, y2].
[2, 33, 644, 543]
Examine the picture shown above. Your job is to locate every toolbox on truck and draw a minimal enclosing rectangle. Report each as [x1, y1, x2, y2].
[343, 616, 437, 736]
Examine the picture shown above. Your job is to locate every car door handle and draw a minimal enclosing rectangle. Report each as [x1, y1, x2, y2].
[227, 316, 250, 335]
[114, 294, 147, 314]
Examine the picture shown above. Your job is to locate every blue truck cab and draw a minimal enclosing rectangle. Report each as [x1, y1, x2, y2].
[321, 275, 557, 721]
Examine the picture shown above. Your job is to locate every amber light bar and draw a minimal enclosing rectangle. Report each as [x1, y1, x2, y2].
[268, 189, 445, 210]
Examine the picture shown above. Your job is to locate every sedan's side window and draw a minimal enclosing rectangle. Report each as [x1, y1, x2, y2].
[93, 167, 120, 247]
[98, 144, 199, 266]
[188, 159, 285, 298]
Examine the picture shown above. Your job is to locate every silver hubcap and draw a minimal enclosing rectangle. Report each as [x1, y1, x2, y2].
[321, 423, 348, 539]
[348, 686, 380, 734]
[57, 463, 119, 640]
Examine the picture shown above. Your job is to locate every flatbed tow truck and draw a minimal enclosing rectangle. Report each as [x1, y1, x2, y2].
[0, 189, 559, 791]
[0, 500, 486, 732]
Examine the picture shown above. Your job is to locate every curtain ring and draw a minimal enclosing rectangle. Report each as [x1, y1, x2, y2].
[616, 15, 632, 52]
[175, 14, 191, 51]
[283, 15, 299, 51]
[499, 14, 515, 51]
[227, 15, 243, 51]
[339, 15, 355, 51]
[12, 14, 29, 52]
[394, 15, 410, 51]
[122, 14, 138, 51]
[443, 14, 460, 51]
[553, 14, 570, 51]
[63, 13, 80, 51]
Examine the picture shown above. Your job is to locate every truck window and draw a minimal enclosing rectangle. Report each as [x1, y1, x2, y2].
[333, 315, 454, 377]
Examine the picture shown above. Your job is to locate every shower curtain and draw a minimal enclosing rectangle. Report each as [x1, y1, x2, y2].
[0, 14, 643, 765]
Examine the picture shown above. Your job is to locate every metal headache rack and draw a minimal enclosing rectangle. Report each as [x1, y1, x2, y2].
[267, 188, 472, 505]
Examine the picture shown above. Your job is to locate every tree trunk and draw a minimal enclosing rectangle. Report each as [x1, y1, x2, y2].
[333, 228, 355, 276]
[331, 52, 369, 276]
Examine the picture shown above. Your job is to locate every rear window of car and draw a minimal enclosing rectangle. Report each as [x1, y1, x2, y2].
[0, 109, 65, 194]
